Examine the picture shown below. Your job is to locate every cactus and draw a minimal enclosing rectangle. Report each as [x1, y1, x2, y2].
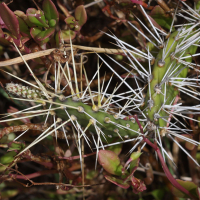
[1, 0, 200, 199]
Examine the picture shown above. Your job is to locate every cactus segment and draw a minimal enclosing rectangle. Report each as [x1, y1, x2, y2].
[144, 29, 198, 128]
[53, 97, 140, 138]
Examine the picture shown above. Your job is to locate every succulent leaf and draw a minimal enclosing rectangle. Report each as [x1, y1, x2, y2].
[105, 175, 130, 189]
[27, 8, 48, 28]
[30, 27, 55, 43]
[43, 0, 59, 23]
[59, 29, 76, 41]
[98, 150, 123, 176]
[0, 2, 20, 39]
[75, 5, 87, 27]
[171, 179, 199, 198]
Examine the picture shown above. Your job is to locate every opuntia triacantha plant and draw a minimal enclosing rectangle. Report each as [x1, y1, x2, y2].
[0, 0, 200, 199]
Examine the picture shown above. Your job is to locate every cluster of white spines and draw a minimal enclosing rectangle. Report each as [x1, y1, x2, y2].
[6, 83, 43, 99]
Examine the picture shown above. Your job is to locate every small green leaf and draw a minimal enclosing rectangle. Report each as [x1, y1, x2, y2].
[43, 0, 59, 23]
[75, 5, 87, 27]
[27, 8, 48, 28]
[30, 27, 55, 43]
[8, 142, 25, 151]
[130, 151, 142, 161]
[129, 151, 142, 171]
[15, 16, 30, 37]
[105, 175, 130, 189]
[171, 179, 199, 198]
[60, 29, 76, 41]
[0, 2, 20, 39]
[14, 10, 34, 27]
[0, 151, 16, 165]
[98, 150, 123, 176]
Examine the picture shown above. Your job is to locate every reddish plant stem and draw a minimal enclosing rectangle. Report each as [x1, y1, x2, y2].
[133, 114, 198, 200]
[10, 170, 57, 180]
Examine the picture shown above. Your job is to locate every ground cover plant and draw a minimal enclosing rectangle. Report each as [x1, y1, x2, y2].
[0, 0, 200, 199]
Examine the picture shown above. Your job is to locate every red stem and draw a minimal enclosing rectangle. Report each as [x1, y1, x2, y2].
[133, 115, 198, 200]
[10, 170, 57, 180]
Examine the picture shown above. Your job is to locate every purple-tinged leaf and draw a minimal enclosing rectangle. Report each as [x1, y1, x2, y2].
[105, 175, 130, 189]
[75, 5, 87, 27]
[43, 0, 59, 23]
[27, 8, 48, 28]
[147, 14, 166, 34]
[171, 179, 198, 198]
[14, 10, 34, 27]
[59, 30, 76, 41]
[98, 150, 123, 176]
[139, 5, 166, 33]
[57, 0, 71, 17]
[21, 36, 30, 44]
[30, 27, 55, 44]
[0, 2, 20, 39]
[15, 15, 30, 37]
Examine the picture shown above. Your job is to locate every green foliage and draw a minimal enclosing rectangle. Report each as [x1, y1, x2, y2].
[0, 0, 87, 50]
[98, 150, 123, 176]
[98, 150, 146, 193]
[171, 180, 199, 199]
